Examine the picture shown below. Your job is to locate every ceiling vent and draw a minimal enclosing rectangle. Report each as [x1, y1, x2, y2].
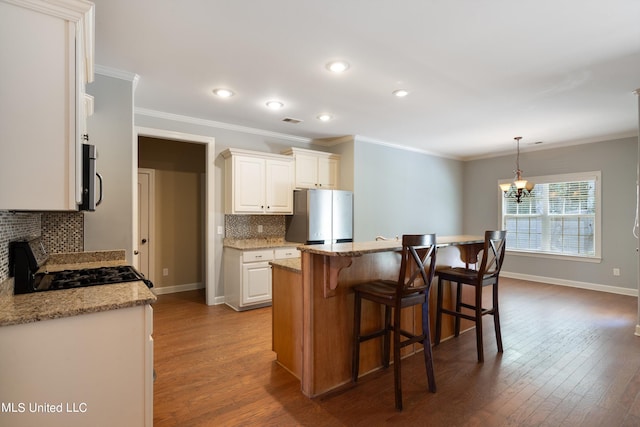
[282, 117, 303, 124]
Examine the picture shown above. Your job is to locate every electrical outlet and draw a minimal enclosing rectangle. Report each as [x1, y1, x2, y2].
[163, 268, 169, 276]
[613, 268, 620, 276]
[217, 226, 223, 235]
[258, 225, 263, 233]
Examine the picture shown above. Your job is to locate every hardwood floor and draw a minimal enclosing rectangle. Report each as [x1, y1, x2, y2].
[152, 278, 640, 426]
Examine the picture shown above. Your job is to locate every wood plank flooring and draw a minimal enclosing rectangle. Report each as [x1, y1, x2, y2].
[152, 278, 640, 426]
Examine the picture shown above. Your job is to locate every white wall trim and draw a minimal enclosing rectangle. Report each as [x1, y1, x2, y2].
[354, 135, 455, 160]
[135, 107, 312, 143]
[502, 271, 638, 297]
[2, 0, 92, 21]
[136, 168, 155, 285]
[94, 64, 139, 83]
[152, 282, 204, 295]
[135, 126, 217, 306]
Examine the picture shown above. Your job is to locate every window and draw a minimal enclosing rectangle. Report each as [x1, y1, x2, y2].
[498, 171, 601, 261]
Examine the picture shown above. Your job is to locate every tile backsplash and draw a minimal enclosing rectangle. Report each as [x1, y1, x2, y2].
[225, 215, 285, 239]
[41, 212, 84, 254]
[0, 211, 83, 282]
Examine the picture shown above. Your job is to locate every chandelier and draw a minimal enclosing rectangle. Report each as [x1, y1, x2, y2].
[499, 136, 535, 203]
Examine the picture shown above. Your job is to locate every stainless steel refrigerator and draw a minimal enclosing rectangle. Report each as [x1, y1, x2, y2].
[285, 189, 353, 244]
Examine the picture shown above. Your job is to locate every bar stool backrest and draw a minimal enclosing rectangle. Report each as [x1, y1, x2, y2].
[396, 234, 437, 297]
[477, 230, 507, 282]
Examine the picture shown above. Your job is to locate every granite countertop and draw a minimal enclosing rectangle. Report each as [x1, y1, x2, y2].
[270, 258, 301, 273]
[0, 250, 156, 327]
[224, 238, 303, 250]
[0, 282, 156, 327]
[297, 235, 484, 257]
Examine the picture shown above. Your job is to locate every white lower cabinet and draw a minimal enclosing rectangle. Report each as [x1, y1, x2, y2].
[242, 260, 272, 306]
[224, 246, 299, 311]
[0, 305, 153, 427]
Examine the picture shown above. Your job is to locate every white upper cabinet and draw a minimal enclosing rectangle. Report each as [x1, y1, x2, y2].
[265, 158, 295, 213]
[283, 148, 340, 189]
[222, 148, 294, 214]
[0, 0, 94, 211]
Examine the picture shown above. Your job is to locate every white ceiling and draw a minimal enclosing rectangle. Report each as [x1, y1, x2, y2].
[92, 0, 640, 160]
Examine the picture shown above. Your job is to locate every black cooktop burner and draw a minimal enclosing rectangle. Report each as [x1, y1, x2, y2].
[34, 266, 153, 291]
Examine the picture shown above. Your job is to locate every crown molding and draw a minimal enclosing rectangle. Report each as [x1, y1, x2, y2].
[354, 135, 456, 160]
[1, 0, 92, 21]
[134, 108, 313, 143]
[94, 64, 139, 84]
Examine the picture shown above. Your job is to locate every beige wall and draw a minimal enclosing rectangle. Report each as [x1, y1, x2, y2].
[139, 137, 205, 290]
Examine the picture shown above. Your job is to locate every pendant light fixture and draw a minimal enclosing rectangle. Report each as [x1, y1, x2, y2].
[499, 136, 535, 203]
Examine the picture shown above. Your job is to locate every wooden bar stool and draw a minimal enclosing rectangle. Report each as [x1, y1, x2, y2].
[434, 230, 507, 362]
[352, 234, 437, 410]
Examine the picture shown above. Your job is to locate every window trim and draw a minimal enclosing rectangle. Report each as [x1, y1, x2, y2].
[498, 170, 602, 262]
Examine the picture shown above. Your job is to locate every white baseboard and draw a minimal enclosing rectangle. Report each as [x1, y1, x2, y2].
[501, 271, 638, 297]
[152, 282, 204, 295]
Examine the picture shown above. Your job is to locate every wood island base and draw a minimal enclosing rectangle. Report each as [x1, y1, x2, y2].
[271, 236, 484, 398]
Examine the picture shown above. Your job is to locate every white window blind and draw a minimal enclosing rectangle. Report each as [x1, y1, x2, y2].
[499, 171, 601, 260]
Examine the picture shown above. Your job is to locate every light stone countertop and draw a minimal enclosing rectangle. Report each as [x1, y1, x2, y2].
[270, 258, 301, 273]
[0, 250, 156, 327]
[223, 238, 303, 250]
[0, 282, 156, 327]
[297, 235, 485, 257]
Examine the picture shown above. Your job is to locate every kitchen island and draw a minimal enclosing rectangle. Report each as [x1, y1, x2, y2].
[271, 235, 484, 398]
[0, 251, 156, 427]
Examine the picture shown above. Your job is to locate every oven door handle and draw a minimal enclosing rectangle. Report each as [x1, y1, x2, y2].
[96, 172, 103, 206]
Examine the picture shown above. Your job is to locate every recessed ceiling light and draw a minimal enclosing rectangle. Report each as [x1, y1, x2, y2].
[212, 88, 234, 98]
[265, 100, 284, 110]
[326, 61, 350, 73]
[392, 89, 409, 97]
[317, 114, 333, 122]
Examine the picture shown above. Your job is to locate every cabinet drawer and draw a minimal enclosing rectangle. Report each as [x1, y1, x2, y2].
[275, 247, 300, 259]
[243, 250, 274, 263]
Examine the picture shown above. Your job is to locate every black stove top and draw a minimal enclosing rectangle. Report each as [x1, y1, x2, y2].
[35, 266, 152, 291]
[9, 238, 153, 294]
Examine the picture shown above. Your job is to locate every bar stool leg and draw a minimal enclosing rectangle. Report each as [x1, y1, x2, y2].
[454, 281, 462, 337]
[475, 285, 484, 363]
[421, 300, 436, 393]
[383, 305, 391, 368]
[393, 307, 403, 410]
[434, 277, 443, 345]
[493, 282, 503, 353]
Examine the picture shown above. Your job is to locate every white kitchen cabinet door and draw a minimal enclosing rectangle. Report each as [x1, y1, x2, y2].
[283, 147, 340, 190]
[274, 247, 300, 259]
[242, 261, 272, 305]
[222, 148, 294, 214]
[317, 156, 339, 189]
[233, 155, 266, 213]
[224, 247, 275, 311]
[0, 0, 94, 211]
[265, 158, 294, 213]
[0, 305, 152, 427]
[292, 153, 319, 189]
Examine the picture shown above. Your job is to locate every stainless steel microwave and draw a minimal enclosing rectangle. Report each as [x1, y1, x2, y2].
[79, 143, 103, 211]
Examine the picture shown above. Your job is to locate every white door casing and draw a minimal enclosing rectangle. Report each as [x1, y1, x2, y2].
[137, 168, 155, 284]
[135, 127, 216, 305]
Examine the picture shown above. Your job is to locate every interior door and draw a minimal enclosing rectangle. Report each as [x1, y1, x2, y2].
[137, 169, 154, 282]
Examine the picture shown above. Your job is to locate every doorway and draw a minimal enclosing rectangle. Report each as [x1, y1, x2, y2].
[134, 127, 216, 305]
